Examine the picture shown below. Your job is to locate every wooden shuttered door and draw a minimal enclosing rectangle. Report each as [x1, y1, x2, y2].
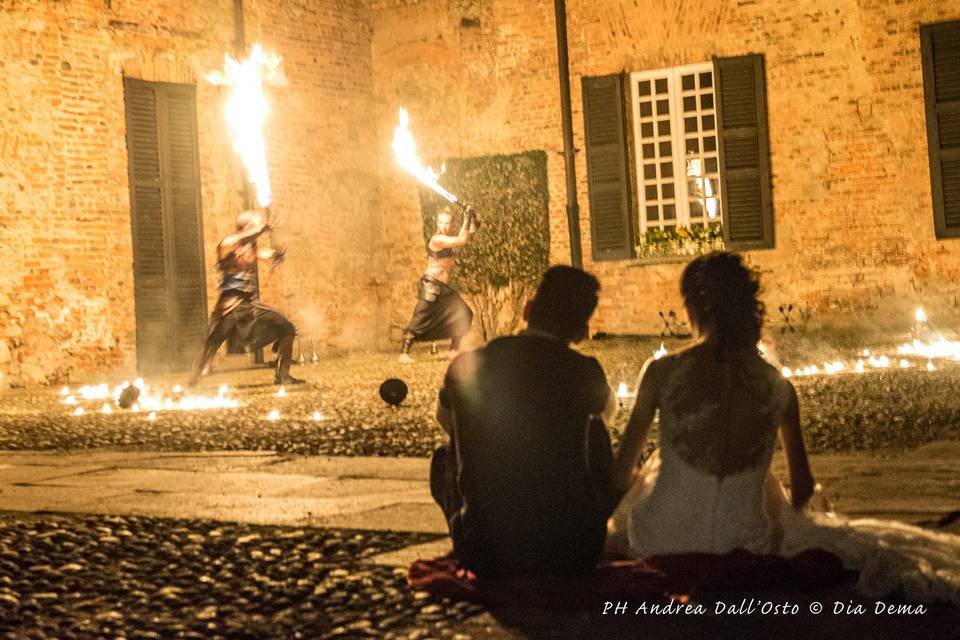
[582, 73, 635, 260]
[921, 21, 960, 239]
[714, 54, 774, 249]
[124, 78, 207, 375]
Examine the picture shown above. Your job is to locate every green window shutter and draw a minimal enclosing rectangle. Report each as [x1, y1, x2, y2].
[921, 20, 960, 239]
[161, 85, 208, 370]
[125, 79, 207, 375]
[714, 54, 774, 249]
[124, 78, 172, 373]
[582, 73, 634, 261]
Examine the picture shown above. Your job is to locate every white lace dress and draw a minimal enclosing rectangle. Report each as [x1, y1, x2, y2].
[609, 349, 960, 605]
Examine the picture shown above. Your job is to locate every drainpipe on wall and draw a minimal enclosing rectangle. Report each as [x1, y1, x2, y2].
[553, 0, 583, 269]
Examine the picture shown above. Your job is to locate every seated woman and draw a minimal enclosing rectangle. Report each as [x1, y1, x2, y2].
[608, 252, 960, 605]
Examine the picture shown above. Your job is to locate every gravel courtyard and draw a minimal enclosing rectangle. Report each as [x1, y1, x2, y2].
[1, 335, 959, 638]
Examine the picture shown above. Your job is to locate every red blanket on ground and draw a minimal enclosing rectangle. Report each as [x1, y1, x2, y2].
[408, 549, 845, 608]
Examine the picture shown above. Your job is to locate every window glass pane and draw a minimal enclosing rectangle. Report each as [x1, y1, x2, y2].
[706, 197, 720, 219]
[633, 64, 722, 233]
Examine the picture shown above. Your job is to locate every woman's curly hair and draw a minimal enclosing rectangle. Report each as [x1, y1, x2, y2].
[680, 252, 764, 350]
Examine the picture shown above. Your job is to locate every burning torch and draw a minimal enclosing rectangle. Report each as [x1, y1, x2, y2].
[207, 43, 287, 266]
[391, 107, 480, 229]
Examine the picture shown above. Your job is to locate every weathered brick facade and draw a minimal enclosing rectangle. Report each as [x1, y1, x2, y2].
[2, 0, 960, 386]
[369, 0, 960, 340]
[0, 0, 379, 386]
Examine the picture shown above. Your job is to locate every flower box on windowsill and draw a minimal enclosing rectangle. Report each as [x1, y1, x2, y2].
[629, 225, 724, 267]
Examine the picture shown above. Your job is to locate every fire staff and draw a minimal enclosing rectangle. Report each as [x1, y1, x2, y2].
[188, 210, 305, 386]
[399, 206, 478, 363]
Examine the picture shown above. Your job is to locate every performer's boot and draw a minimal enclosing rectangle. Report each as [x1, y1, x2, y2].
[274, 335, 306, 385]
[188, 344, 217, 387]
[398, 333, 415, 364]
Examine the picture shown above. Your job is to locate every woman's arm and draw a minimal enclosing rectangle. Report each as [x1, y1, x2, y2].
[778, 383, 815, 509]
[612, 357, 660, 491]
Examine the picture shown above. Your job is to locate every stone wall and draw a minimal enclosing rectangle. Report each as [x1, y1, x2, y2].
[0, 0, 380, 387]
[368, 0, 960, 341]
[4, 0, 960, 386]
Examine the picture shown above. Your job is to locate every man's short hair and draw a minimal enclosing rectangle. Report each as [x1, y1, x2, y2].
[526, 266, 600, 341]
[436, 207, 453, 220]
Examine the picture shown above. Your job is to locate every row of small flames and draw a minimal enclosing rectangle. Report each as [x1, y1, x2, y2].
[61, 380, 321, 422]
[615, 308, 959, 400]
[63, 309, 958, 416]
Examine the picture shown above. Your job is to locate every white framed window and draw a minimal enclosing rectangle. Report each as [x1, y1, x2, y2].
[630, 63, 722, 233]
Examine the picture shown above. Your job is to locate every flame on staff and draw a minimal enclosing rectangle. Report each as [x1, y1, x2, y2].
[391, 107, 460, 205]
[206, 43, 284, 208]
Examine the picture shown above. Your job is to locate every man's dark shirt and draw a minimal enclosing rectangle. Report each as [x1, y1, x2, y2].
[438, 333, 614, 577]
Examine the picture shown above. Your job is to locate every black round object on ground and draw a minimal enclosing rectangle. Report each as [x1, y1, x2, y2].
[117, 384, 141, 409]
[379, 378, 408, 406]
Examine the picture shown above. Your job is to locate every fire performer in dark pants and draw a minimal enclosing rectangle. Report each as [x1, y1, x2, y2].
[399, 206, 478, 363]
[188, 210, 305, 386]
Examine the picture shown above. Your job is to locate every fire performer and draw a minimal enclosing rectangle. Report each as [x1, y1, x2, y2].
[188, 210, 304, 386]
[399, 206, 479, 363]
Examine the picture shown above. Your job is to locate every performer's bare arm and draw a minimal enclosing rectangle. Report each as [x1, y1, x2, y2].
[257, 245, 286, 262]
[217, 220, 273, 260]
[428, 216, 475, 251]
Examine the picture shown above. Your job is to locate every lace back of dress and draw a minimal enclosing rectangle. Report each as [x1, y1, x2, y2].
[660, 347, 785, 478]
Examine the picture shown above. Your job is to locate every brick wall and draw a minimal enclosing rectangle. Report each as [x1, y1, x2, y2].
[3, 0, 960, 386]
[0, 0, 380, 387]
[368, 0, 960, 340]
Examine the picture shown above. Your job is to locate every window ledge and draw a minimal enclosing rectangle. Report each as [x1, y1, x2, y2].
[626, 254, 696, 268]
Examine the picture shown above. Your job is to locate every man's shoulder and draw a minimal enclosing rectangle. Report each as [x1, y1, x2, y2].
[487, 335, 602, 373]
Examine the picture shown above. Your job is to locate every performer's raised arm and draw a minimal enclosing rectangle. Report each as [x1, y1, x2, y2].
[428, 208, 475, 251]
[218, 211, 273, 257]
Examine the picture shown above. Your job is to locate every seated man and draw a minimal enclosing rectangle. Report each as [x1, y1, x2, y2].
[431, 265, 620, 578]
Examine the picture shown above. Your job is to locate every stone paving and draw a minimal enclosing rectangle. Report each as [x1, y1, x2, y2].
[0, 341, 959, 637]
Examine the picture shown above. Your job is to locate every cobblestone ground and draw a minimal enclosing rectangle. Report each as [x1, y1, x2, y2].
[1, 337, 959, 638]
[0, 512, 488, 640]
[1, 338, 959, 457]
[0, 513, 957, 639]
